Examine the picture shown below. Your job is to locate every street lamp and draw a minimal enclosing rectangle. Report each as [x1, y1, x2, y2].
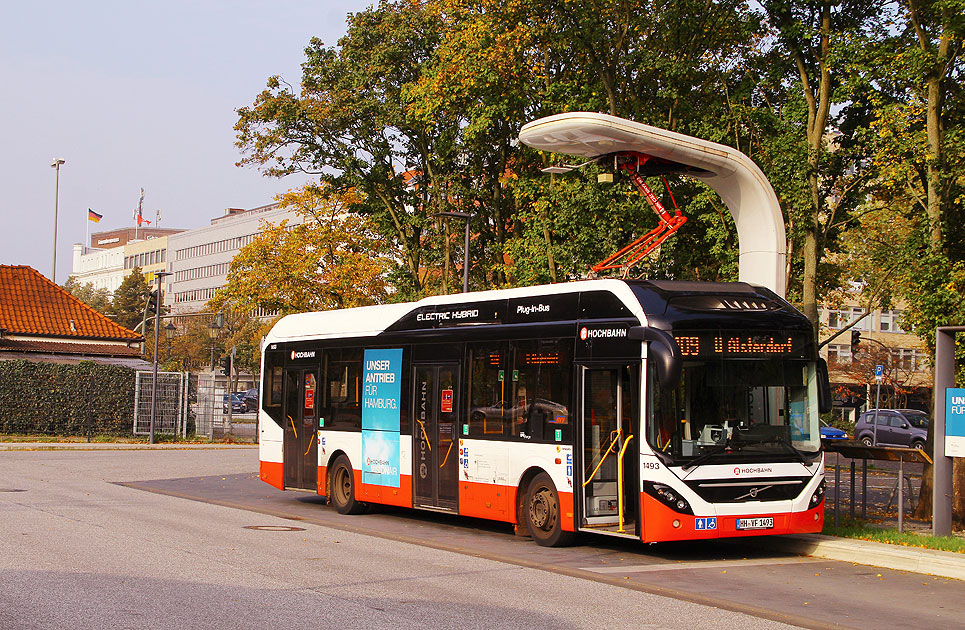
[208, 317, 221, 371]
[50, 158, 65, 281]
[164, 321, 176, 361]
[433, 211, 471, 293]
[148, 271, 172, 445]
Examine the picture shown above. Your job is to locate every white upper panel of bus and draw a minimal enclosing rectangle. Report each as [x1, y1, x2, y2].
[264, 279, 646, 344]
[518, 112, 787, 297]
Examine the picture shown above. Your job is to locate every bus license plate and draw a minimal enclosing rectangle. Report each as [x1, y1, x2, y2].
[736, 517, 773, 530]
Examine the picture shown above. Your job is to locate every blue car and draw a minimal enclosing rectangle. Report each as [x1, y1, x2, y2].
[820, 419, 848, 440]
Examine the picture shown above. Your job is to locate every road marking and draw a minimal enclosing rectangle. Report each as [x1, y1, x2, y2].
[581, 557, 822, 574]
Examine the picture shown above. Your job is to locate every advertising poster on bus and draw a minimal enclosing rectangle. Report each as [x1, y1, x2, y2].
[362, 348, 403, 486]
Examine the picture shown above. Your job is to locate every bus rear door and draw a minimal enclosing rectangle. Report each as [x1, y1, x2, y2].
[412, 363, 459, 511]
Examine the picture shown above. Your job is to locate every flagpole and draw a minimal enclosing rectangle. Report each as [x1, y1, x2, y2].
[86, 212, 90, 253]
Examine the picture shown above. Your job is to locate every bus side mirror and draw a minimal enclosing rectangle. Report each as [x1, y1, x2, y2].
[817, 358, 832, 414]
[629, 327, 681, 390]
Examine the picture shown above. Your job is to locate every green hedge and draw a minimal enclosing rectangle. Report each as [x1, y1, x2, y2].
[0, 360, 135, 436]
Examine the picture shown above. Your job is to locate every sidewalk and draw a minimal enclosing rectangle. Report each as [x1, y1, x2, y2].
[0, 441, 257, 451]
[763, 533, 965, 581]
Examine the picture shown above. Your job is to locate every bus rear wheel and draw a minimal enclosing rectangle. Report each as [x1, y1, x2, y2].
[329, 456, 367, 515]
[525, 472, 574, 547]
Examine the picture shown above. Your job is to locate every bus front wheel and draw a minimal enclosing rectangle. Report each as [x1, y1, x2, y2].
[329, 456, 367, 515]
[525, 472, 574, 547]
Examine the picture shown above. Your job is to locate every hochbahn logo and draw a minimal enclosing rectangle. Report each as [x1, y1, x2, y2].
[734, 466, 773, 475]
[580, 327, 628, 340]
[291, 350, 316, 360]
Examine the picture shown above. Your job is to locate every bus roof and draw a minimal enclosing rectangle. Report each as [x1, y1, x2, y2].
[264, 279, 644, 344]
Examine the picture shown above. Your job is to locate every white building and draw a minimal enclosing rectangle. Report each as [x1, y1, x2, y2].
[70, 244, 126, 293]
[70, 227, 184, 294]
[166, 203, 301, 314]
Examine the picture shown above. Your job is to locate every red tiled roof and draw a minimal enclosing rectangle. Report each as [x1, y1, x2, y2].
[0, 265, 141, 341]
[0, 339, 142, 357]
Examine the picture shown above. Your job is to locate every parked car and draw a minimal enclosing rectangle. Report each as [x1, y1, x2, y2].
[241, 388, 259, 410]
[223, 392, 248, 414]
[820, 419, 848, 440]
[854, 409, 928, 449]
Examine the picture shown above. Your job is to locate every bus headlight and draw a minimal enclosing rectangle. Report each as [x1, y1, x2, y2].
[808, 479, 826, 509]
[644, 481, 693, 515]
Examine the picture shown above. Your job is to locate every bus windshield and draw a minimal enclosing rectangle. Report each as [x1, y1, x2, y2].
[647, 359, 821, 464]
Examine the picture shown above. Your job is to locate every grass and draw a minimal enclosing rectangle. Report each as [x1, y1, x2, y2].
[823, 519, 965, 553]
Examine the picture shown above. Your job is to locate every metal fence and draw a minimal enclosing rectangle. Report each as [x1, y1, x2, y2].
[133, 371, 188, 437]
[191, 373, 258, 440]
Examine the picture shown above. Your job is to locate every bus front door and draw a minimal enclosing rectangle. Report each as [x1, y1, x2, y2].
[579, 365, 639, 537]
[412, 364, 459, 512]
[283, 368, 319, 491]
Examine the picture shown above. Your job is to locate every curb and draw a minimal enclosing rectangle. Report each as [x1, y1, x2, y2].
[0, 442, 257, 451]
[765, 533, 965, 580]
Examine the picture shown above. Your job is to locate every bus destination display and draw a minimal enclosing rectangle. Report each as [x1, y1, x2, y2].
[674, 332, 807, 358]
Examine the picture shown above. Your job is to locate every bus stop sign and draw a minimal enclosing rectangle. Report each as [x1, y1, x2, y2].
[945, 387, 965, 457]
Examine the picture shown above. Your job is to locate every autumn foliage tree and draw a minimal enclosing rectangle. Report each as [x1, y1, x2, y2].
[209, 185, 392, 317]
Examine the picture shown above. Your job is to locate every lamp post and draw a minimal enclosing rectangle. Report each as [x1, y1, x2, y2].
[164, 321, 176, 362]
[433, 211, 471, 293]
[148, 271, 172, 445]
[208, 318, 221, 371]
[50, 158, 65, 281]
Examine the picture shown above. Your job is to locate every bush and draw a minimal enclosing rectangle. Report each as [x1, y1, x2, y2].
[0, 360, 135, 436]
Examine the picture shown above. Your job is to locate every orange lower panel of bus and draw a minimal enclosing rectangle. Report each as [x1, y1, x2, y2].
[640, 494, 824, 542]
[315, 465, 414, 508]
[457, 481, 576, 531]
[260, 460, 284, 490]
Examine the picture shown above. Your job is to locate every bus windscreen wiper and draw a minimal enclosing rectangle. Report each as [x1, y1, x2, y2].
[682, 437, 740, 471]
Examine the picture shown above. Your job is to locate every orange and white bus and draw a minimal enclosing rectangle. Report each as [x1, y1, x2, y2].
[257, 278, 831, 546]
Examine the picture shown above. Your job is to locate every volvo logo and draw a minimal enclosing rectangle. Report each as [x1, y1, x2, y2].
[735, 485, 773, 501]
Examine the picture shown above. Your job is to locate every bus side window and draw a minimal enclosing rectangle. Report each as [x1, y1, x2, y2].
[468, 343, 508, 437]
[512, 339, 572, 444]
[260, 351, 285, 427]
[325, 348, 362, 430]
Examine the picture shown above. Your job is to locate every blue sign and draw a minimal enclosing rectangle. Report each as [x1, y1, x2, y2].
[945, 388, 965, 457]
[694, 517, 717, 530]
[361, 430, 400, 487]
[361, 349, 403, 487]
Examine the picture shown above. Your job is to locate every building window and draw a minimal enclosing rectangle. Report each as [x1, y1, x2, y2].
[890, 347, 925, 371]
[879, 309, 905, 333]
[828, 307, 868, 330]
[827, 344, 852, 365]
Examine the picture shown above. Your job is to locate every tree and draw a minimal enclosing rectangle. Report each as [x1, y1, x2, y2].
[757, 0, 883, 336]
[209, 185, 393, 316]
[404, 0, 764, 286]
[62, 277, 112, 315]
[109, 267, 150, 332]
[836, 0, 965, 521]
[237, 1, 463, 298]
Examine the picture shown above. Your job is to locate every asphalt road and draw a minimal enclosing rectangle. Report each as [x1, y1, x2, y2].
[1, 448, 962, 630]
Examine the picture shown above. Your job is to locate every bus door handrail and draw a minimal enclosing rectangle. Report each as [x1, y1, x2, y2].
[583, 429, 621, 488]
[618, 435, 634, 533]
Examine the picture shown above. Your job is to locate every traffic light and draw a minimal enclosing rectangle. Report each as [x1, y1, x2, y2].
[220, 354, 232, 375]
[851, 330, 861, 348]
[145, 290, 159, 315]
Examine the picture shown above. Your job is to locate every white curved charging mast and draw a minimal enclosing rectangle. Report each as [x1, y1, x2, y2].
[519, 112, 787, 297]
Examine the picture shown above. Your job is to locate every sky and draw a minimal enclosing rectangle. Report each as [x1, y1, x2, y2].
[0, 1, 372, 284]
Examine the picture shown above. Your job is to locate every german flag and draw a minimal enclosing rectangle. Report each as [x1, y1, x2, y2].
[88, 209, 103, 223]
